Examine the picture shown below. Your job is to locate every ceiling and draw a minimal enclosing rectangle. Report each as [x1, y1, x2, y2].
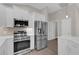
[24, 3, 61, 14]
[4, 3, 77, 14]
[23, 3, 73, 14]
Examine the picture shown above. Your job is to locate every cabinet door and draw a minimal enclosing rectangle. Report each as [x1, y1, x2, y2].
[67, 40, 79, 55]
[5, 38, 13, 55]
[36, 36, 42, 50]
[42, 38, 47, 49]
[0, 5, 7, 27]
[58, 38, 68, 55]
[6, 8, 14, 27]
[0, 38, 13, 55]
[0, 42, 6, 55]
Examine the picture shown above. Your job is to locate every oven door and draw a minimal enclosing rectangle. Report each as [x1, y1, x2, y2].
[14, 40, 30, 52]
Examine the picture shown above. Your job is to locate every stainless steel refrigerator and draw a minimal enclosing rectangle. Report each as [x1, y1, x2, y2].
[34, 21, 48, 50]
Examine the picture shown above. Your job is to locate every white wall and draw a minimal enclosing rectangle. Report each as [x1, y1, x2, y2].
[73, 7, 79, 36]
[49, 5, 79, 36]
[48, 21, 56, 40]
[61, 18, 71, 36]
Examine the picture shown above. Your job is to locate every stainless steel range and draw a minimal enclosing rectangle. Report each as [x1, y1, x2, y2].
[14, 31, 30, 55]
[14, 18, 31, 55]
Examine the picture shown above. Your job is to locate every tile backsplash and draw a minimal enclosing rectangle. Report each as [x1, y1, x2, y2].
[0, 27, 14, 36]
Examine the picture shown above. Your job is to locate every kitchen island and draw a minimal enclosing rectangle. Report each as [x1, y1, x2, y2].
[58, 35, 79, 55]
[0, 35, 13, 55]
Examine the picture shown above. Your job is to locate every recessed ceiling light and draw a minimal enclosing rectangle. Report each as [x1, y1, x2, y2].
[66, 15, 69, 19]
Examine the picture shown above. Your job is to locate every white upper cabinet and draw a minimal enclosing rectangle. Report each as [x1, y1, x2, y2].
[12, 9, 22, 19]
[0, 5, 7, 27]
[0, 5, 30, 27]
[34, 12, 46, 22]
[6, 7, 14, 27]
[0, 5, 14, 27]
[12, 6, 30, 21]
[0, 5, 46, 27]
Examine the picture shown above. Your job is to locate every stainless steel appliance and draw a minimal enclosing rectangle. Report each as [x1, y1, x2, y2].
[14, 18, 28, 27]
[14, 18, 31, 55]
[14, 30, 30, 55]
[34, 21, 48, 50]
[14, 39, 30, 53]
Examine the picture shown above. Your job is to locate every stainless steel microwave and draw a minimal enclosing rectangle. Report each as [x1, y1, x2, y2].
[14, 18, 28, 27]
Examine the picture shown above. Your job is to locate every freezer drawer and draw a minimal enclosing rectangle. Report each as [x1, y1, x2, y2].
[36, 40, 42, 50]
[42, 39, 47, 49]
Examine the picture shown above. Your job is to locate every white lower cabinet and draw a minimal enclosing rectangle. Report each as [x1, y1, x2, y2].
[0, 44, 5, 55]
[5, 38, 13, 55]
[58, 38, 68, 55]
[0, 38, 13, 55]
[58, 37, 79, 55]
[66, 40, 79, 55]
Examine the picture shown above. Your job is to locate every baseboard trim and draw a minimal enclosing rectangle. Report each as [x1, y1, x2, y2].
[48, 38, 57, 41]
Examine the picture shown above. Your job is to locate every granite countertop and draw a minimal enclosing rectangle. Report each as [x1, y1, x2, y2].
[0, 35, 13, 38]
[58, 35, 79, 44]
